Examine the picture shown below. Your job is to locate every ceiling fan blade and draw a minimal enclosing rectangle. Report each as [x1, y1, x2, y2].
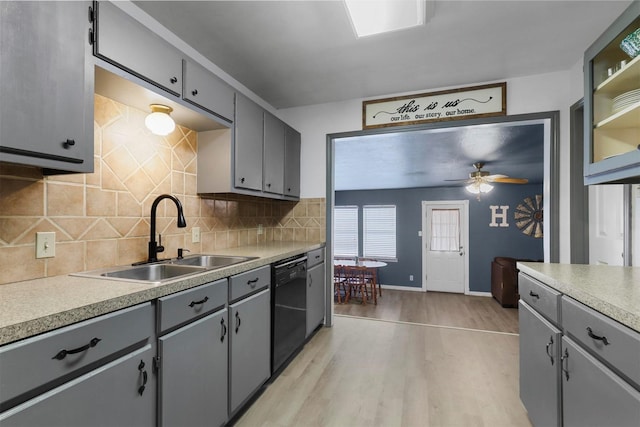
[444, 178, 471, 182]
[491, 177, 529, 184]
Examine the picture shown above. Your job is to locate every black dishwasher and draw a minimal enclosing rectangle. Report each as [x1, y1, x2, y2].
[271, 255, 307, 375]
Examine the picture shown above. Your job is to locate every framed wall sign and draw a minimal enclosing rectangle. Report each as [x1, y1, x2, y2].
[362, 82, 506, 129]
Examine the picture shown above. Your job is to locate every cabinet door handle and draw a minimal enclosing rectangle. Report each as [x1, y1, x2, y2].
[52, 337, 101, 360]
[529, 290, 540, 299]
[235, 311, 241, 333]
[192, 89, 198, 96]
[247, 278, 259, 288]
[560, 348, 570, 381]
[545, 335, 555, 365]
[170, 76, 178, 84]
[309, 275, 312, 287]
[138, 360, 148, 396]
[586, 327, 610, 345]
[63, 139, 75, 148]
[240, 177, 245, 184]
[220, 318, 227, 342]
[188, 296, 209, 308]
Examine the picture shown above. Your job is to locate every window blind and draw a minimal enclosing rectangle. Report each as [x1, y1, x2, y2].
[363, 205, 396, 259]
[334, 206, 358, 256]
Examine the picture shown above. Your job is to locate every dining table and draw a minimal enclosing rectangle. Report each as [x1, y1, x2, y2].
[333, 259, 387, 304]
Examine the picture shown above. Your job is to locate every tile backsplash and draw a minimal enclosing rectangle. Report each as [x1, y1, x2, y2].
[0, 94, 325, 285]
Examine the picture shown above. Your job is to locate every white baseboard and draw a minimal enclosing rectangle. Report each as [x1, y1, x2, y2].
[380, 284, 424, 292]
[466, 291, 492, 297]
[379, 285, 493, 297]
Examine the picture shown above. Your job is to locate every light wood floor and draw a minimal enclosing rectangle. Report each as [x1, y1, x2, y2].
[334, 289, 519, 334]
[236, 291, 530, 427]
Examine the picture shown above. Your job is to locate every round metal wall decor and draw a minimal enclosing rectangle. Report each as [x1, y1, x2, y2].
[514, 194, 543, 238]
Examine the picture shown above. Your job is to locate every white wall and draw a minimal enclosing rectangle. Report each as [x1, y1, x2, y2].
[279, 70, 584, 263]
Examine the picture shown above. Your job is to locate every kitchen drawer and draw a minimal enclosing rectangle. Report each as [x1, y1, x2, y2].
[307, 248, 325, 269]
[0, 302, 153, 407]
[229, 265, 270, 302]
[157, 279, 227, 335]
[562, 296, 640, 389]
[519, 273, 561, 325]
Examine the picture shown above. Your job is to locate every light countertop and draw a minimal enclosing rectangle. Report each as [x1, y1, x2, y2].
[0, 241, 324, 346]
[517, 262, 640, 333]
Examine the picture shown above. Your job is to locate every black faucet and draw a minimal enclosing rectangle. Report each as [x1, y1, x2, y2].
[148, 194, 186, 263]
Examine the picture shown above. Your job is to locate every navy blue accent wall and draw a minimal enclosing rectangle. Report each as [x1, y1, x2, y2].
[335, 184, 544, 293]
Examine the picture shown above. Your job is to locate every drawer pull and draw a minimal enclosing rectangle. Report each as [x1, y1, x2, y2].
[52, 337, 101, 360]
[220, 318, 227, 342]
[188, 296, 209, 308]
[529, 290, 540, 299]
[586, 327, 610, 346]
[138, 360, 148, 396]
[545, 335, 555, 365]
[560, 348, 570, 381]
[247, 278, 259, 288]
[235, 311, 241, 333]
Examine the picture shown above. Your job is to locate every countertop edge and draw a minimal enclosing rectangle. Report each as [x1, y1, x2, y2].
[0, 241, 325, 346]
[517, 262, 640, 333]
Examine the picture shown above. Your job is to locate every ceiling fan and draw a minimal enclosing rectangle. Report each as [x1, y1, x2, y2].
[448, 162, 528, 195]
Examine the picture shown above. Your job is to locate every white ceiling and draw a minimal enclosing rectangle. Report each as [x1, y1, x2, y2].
[131, 0, 631, 190]
[134, 0, 631, 109]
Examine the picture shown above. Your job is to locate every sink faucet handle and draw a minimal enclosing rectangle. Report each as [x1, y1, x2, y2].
[177, 248, 190, 259]
[157, 234, 165, 254]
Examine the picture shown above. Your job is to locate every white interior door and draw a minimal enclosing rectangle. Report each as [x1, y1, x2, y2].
[589, 185, 624, 266]
[422, 201, 469, 293]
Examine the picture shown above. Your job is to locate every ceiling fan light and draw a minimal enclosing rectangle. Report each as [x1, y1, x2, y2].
[145, 104, 176, 136]
[465, 182, 494, 194]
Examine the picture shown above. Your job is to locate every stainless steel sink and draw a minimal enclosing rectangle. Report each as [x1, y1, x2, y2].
[171, 254, 257, 268]
[72, 263, 206, 284]
[72, 254, 257, 284]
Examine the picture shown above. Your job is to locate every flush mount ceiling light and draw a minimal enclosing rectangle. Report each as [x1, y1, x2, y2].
[145, 104, 176, 136]
[343, 0, 433, 38]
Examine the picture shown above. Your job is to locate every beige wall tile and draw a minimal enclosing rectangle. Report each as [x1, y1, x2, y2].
[0, 178, 44, 216]
[87, 239, 118, 270]
[0, 92, 326, 284]
[47, 183, 84, 216]
[48, 241, 85, 277]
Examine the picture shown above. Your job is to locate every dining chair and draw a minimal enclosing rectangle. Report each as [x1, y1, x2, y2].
[333, 265, 348, 304]
[343, 265, 375, 305]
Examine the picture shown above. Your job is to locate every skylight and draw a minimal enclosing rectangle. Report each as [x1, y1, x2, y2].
[344, 0, 430, 38]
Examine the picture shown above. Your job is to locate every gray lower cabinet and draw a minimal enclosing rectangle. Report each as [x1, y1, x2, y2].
[519, 301, 562, 427]
[234, 93, 264, 192]
[0, 344, 155, 427]
[94, 0, 183, 96]
[0, 1, 94, 173]
[284, 125, 301, 198]
[306, 262, 325, 337]
[158, 310, 228, 427]
[561, 336, 640, 427]
[229, 288, 271, 415]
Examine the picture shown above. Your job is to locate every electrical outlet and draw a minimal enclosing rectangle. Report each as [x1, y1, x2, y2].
[409, 275, 414, 281]
[192, 227, 201, 243]
[36, 232, 56, 258]
[257, 224, 264, 235]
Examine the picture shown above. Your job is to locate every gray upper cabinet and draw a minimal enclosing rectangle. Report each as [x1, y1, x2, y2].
[234, 94, 264, 192]
[263, 112, 286, 195]
[94, 0, 183, 96]
[583, 2, 640, 184]
[183, 59, 234, 123]
[0, 1, 94, 173]
[284, 125, 301, 198]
